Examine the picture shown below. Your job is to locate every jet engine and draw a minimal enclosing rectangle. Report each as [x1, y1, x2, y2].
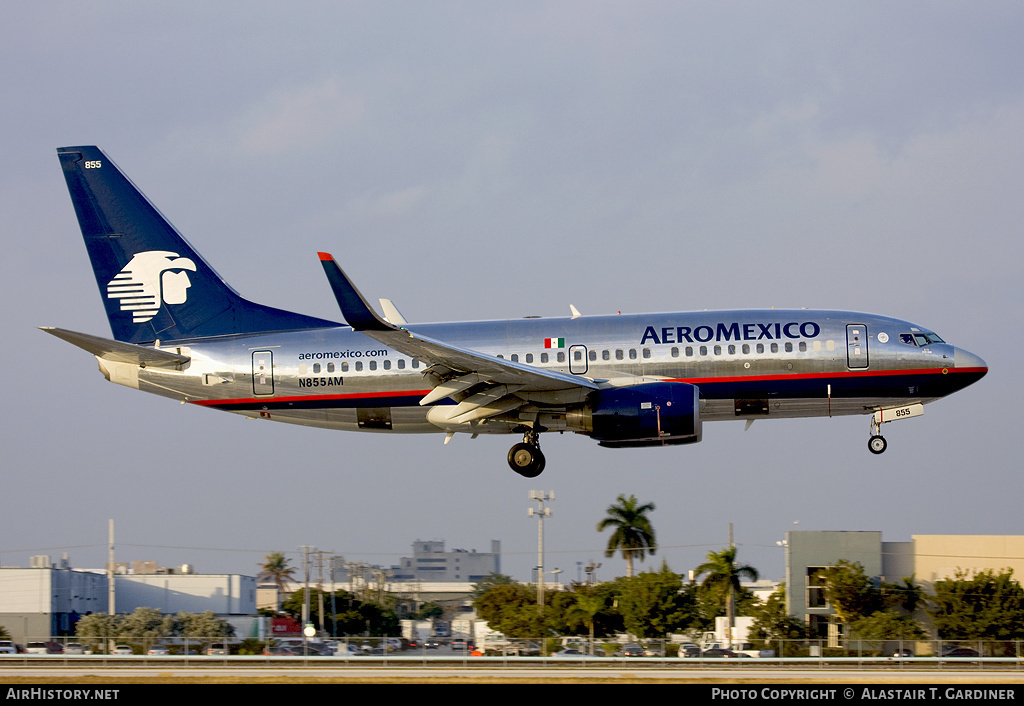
[569, 382, 702, 448]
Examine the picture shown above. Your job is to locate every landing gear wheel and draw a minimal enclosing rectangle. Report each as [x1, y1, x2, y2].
[868, 435, 887, 455]
[508, 442, 546, 477]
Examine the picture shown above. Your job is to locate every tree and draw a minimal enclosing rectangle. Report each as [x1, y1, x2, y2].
[612, 563, 697, 638]
[695, 546, 759, 641]
[471, 573, 517, 599]
[596, 494, 656, 577]
[257, 551, 296, 599]
[749, 584, 806, 655]
[928, 568, 1024, 643]
[562, 592, 607, 654]
[818, 561, 881, 626]
[473, 582, 546, 637]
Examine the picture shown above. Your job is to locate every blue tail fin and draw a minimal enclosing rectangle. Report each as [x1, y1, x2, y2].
[57, 146, 338, 343]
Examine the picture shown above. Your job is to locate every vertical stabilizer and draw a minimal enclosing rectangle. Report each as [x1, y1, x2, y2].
[57, 146, 337, 343]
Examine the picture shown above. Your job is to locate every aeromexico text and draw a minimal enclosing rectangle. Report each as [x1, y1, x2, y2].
[640, 321, 821, 345]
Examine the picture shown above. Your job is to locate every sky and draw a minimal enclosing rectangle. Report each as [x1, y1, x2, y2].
[2, 1, 1021, 588]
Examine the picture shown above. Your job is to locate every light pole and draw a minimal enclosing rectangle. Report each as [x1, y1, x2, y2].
[528, 490, 554, 607]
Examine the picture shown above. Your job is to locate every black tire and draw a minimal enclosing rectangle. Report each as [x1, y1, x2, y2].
[508, 442, 545, 477]
[868, 435, 887, 455]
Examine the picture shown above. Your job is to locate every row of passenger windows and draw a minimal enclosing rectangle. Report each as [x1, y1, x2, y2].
[301, 358, 422, 375]
[502, 340, 837, 363]
[299, 339, 839, 375]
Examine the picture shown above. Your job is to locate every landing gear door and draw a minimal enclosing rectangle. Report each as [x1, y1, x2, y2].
[847, 325, 869, 369]
[252, 350, 275, 395]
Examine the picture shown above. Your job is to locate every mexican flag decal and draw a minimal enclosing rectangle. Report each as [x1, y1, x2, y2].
[544, 337, 565, 348]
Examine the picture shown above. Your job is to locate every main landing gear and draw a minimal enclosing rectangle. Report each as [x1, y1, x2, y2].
[508, 429, 545, 477]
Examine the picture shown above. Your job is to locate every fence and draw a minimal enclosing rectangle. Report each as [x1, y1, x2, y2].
[4, 634, 1024, 663]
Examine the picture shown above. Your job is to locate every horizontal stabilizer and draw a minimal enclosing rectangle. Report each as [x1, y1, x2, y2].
[40, 327, 189, 368]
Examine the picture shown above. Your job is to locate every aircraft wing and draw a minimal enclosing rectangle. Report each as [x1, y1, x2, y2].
[40, 327, 190, 368]
[317, 253, 599, 407]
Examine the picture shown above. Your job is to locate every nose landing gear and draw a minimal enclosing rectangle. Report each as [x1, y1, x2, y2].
[508, 429, 545, 477]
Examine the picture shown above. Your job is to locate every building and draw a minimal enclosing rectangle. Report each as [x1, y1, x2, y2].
[783, 531, 1024, 642]
[0, 566, 108, 642]
[0, 557, 255, 643]
[332, 540, 502, 584]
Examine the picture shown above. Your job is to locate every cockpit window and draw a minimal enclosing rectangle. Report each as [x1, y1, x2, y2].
[900, 332, 945, 346]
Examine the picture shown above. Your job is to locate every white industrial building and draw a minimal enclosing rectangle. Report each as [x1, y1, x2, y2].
[0, 558, 255, 644]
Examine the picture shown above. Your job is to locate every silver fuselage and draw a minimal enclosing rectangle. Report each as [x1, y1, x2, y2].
[104, 308, 986, 436]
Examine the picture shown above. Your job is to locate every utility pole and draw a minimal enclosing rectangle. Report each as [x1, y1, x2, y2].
[528, 491, 554, 607]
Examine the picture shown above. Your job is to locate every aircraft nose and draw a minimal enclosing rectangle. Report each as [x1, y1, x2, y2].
[954, 347, 988, 375]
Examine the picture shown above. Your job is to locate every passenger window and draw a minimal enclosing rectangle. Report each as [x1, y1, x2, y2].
[589, 350, 597, 361]
[785, 343, 793, 353]
[714, 345, 722, 355]
[602, 350, 610, 361]
[412, 359, 420, 369]
[355, 361, 363, 372]
[615, 350, 624, 361]
[771, 343, 779, 354]
[685, 347, 693, 357]
[727, 345, 736, 355]
[642, 348, 651, 359]
[369, 360, 377, 371]
[526, 353, 534, 363]
[557, 352, 565, 363]
[541, 353, 549, 363]
[341, 362, 349, 372]
[699, 346, 708, 356]
[313, 363, 321, 374]
[742, 344, 750, 355]
[511, 354, 519, 362]
[383, 360, 391, 370]
[756, 343, 765, 354]
[799, 342, 807, 352]
[629, 349, 637, 360]
[327, 362, 335, 373]
[671, 347, 679, 358]
[397, 359, 406, 369]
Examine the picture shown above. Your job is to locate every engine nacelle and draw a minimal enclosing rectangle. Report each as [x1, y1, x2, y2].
[577, 382, 702, 448]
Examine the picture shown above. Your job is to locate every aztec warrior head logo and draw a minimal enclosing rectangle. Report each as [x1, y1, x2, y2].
[106, 251, 197, 323]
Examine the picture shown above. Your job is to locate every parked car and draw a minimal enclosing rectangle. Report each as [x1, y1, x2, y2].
[700, 648, 738, 658]
[147, 645, 170, 655]
[678, 645, 701, 658]
[620, 643, 645, 657]
[892, 648, 914, 657]
[942, 647, 980, 657]
[25, 642, 50, 655]
[64, 643, 86, 655]
[206, 643, 229, 655]
[550, 648, 597, 659]
[112, 645, 133, 655]
[0, 641, 17, 655]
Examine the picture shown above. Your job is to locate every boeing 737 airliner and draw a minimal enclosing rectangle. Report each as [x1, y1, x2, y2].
[44, 146, 988, 477]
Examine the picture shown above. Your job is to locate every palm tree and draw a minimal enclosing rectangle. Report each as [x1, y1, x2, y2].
[564, 593, 606, 655]
[694, 546, 759, 644]
[596, 494, 656, 577]
[257, 551, 296, 606]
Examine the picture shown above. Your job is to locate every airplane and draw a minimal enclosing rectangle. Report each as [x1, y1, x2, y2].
[44, 146, 988, 477]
